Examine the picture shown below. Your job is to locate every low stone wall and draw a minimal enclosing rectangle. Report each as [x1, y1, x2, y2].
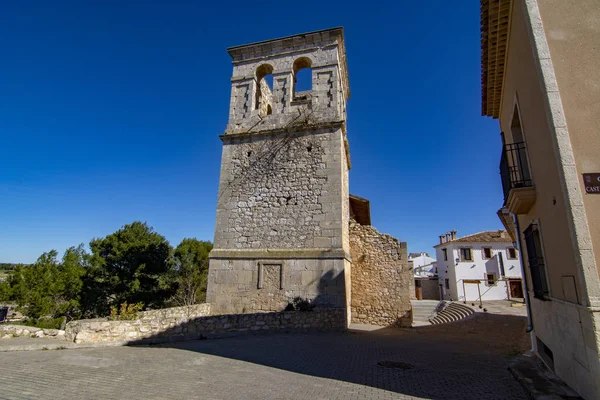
[65, 308, 345, 344]
[1, 324, 65, 339]
[138, 303, 211, 320]
[349, 219, 412, 327]
[65, 303, 211, 343]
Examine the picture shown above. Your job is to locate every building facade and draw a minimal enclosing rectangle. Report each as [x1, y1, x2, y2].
[409, 252, 436, 277]
[206, 28, 413, 327]
[481, 1, 600, 398]
[435, 230, 523, 302]
[206, 28, 352, 316]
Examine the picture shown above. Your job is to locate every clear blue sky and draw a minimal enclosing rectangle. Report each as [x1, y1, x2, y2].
[1, 1, 504, 263]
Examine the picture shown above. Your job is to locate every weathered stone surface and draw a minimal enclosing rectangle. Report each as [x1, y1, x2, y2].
[207, 29, 352, 315]
[65, 306, 345, 344]
[0, 325, 48, 339]
[349, 219, 412, 327]
[140, 303, 211, 321]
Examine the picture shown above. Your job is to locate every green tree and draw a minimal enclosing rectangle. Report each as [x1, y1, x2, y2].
[171, 238, 213, 306]
[84, 221, 175, 315]
[58, 245, 88, 320]
[10, 253, 60, 320]
[0, 278, 11, 302]
[6, 248, 85, 321]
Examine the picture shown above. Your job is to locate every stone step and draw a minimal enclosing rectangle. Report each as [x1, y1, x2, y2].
[412, 310, 433, 314]
[412, 307, 436, 312]
[412, 311, 433, 317]
[444, 307, 471, 318]
[428, 302, 475, 325]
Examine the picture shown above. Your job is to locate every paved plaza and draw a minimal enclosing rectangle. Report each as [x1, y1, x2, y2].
[0, 311, 530, 400]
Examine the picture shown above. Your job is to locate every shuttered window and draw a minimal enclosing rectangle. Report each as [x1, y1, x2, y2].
[523, 223, 549, 299]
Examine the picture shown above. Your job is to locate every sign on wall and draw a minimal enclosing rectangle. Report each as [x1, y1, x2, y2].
[583, 173, 600, 194]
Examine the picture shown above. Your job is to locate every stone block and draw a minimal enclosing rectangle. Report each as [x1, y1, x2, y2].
[215, 270, 239, 285]
[314, 237, 332, 247]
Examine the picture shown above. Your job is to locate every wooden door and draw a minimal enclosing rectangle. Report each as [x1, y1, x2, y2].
[510, 280, 524, 298]
[415, 280, 423, 300]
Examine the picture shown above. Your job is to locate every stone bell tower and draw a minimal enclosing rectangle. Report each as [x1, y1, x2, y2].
[206, 28, 352, 318]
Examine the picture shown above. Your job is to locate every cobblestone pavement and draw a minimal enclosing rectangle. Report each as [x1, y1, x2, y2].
[0, 313, 530, 400]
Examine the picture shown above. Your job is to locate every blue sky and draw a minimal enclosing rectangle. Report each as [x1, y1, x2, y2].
[1, 1, 503, 263]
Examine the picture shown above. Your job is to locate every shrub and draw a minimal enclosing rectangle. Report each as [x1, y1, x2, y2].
[284, 297, 315, 312]
[109, 302, 143, 321]
[19, 317, 66, 330]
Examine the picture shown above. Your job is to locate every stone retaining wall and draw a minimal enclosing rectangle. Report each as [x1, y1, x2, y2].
[138, 303, 211, 320]
[1, 324, 65, 339]
[65, 308, 345, 344]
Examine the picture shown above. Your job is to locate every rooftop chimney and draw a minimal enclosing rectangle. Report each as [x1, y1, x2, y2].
[451, 230, 457, 240]
[445, 233, 451, 242]
[439, 235, 446, 244]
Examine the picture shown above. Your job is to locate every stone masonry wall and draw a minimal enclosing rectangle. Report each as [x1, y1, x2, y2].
[349, 219, 412, 327]
[257, 78, 273, 117]
[208, 126, 349, 315]
[207, 258, 347, 314]
[208, 29, 351, 316]
[226, 29, 348, 135]
[140, 303, 211, 319]
[213, 128, 344, 250]
[65, 308, 345, 344]
[1, 325, 65, 340]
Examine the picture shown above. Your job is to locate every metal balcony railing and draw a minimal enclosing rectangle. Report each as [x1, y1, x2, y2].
[500, 141, 533, 203]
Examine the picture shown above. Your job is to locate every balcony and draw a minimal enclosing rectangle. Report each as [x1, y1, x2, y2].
[500, 142, 536, 214]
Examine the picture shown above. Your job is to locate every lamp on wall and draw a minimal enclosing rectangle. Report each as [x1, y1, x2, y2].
[455, 258, 460, 264]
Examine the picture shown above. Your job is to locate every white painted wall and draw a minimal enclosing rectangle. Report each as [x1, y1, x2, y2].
[436, 241, 522, 301]
[409, 253, 436, 277]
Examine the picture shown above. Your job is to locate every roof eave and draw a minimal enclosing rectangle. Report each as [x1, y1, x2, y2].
[480, 0, 513, 119]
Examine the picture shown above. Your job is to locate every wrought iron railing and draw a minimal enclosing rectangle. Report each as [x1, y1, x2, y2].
[500, 141, 533, 203]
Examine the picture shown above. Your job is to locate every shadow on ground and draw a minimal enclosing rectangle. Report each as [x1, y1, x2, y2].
[128, 312, 530, 400]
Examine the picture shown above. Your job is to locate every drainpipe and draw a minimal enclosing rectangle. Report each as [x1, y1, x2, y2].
[513, 215, 535, 351]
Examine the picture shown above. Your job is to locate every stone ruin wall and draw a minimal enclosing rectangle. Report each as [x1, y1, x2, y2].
[349, 219, 412, 327]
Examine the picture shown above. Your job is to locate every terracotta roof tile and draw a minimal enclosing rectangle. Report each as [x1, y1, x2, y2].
[435, 230, 512, 247]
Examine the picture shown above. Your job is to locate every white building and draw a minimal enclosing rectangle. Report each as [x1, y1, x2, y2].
[435, 230, 523, 302]
[409, 253, 437, 277]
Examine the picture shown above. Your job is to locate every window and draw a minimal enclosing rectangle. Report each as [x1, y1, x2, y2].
[459, 248, 473, 262]
[507, 247, 518, 259]
[293, 57, 312, 99]
[445, 279, 450, 290]
[255, 64, 274, 117]
[523, 223, 549, 299]
[486, 273, 497, 286]
[483, 247, 492, 259]
[442, 248, 447, 261]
